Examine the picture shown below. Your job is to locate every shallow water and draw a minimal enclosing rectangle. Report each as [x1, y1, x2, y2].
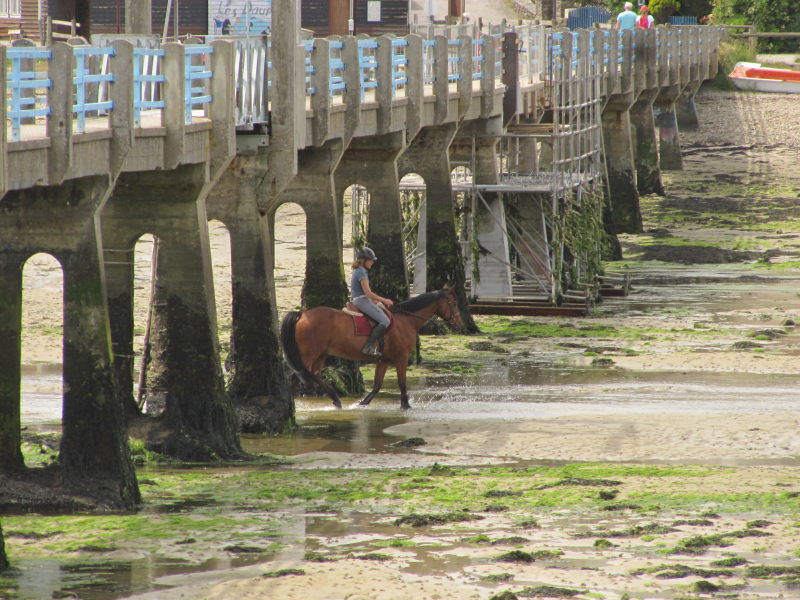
[11, 266, 800, 599]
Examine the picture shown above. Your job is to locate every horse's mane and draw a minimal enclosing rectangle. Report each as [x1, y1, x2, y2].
[392, 290, 443, 314]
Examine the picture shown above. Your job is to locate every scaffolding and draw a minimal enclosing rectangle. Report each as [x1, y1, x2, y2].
[398, 27, 608, 306]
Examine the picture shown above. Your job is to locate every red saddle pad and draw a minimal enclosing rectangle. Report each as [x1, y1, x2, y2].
[351, 313, 395, 337]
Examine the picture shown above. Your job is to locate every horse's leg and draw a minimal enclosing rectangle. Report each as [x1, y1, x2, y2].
[359, 360, 389, 406]
[309, 356, 343, 409]
[395, 360, 411, 410]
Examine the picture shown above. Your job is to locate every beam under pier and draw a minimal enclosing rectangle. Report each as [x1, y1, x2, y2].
[102, 165, 243, 461]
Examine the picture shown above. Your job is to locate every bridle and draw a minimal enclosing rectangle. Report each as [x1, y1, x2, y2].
[441, 292, 460, 328]
[395, 290, 461, 328]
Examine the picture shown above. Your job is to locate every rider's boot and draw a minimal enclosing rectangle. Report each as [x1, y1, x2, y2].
[361, 323, 387, 357]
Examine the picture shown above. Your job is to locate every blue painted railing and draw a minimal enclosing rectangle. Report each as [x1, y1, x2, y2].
[358, 38, 378, 101]
[6, 47, 52, 142]
[447, 39, 461, 82]
[329, 40, 346, 99]
[73, 47, 115, 134]
[184, 45, 214, 124]
[133, 48, 165, 128]
[391, 38, 409, 98]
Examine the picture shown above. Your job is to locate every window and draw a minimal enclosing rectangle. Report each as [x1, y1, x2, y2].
[0, 0, 21, 18]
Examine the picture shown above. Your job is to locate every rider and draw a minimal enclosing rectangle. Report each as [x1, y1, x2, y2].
[351, 247, 393, 357]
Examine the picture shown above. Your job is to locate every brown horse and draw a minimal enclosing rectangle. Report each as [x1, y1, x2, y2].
[280, 286, 465, 409]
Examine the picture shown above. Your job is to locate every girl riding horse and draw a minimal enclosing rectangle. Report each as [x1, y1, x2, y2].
[280, 284, 464, 409]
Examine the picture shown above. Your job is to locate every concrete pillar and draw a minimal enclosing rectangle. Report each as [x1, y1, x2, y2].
[275, 141, 349, 310]
[654, 98, 683, 171]
[0, 177, 139, 508]
[630, 93, 665, 196]
[334, 133, 409, 303]
[601, 106, 642, 234]
[0, 257, 24, 472]
[399, 125, 478, 331]
[676, 83, 700, 130]
[206, 155, 294, 433]
[102, 165, 242, 461]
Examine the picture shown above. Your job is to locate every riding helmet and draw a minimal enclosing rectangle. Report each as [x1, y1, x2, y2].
[357, 247, 377, 261]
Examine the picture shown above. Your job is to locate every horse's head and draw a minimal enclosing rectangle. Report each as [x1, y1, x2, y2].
[437, 284, 465, 333]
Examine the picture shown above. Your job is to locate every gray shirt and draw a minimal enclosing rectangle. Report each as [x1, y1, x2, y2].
[351, 266, 368, 298]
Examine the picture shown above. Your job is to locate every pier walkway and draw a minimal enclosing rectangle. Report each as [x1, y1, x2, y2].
[0, 5, 722, 505]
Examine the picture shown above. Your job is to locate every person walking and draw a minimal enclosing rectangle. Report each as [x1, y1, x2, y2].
[616, 2, 638, 30]
[637, 5, 655, 28]
[350, 247, 393, 357]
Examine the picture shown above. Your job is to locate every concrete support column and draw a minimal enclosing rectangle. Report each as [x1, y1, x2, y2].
[102, 165, 242, 461]
[654, 95, 683, 171]
[0, 177, 139, 508]
[676, 83, 700, 130]
[334, 133, 409, 302]
[630, 93, 665, 196]
[276, 141, 348, 310]
[0, 257, 23, 472]
[399, 124, 477, 332]
[206, 155, 293, 434]
[601, 107, 642, 234]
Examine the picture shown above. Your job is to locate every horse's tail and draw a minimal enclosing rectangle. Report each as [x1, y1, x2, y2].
[279, 311, 314, 385]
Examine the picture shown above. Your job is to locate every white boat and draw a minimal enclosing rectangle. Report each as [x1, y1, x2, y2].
[729, 61, 800, 93]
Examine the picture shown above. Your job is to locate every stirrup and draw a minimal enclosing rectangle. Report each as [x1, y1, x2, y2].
[361, 341, 382, 357]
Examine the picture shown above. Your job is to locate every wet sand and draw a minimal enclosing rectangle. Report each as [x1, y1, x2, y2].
[12, 81, 800, 600]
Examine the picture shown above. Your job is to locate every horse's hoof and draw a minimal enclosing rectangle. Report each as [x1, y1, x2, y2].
[333, 400, 343, 409]
[400, 403, 411, 410]
[358, 400, 370, 407]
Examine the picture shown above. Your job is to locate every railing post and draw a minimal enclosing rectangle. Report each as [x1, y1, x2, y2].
[457, 34, 472, 117]
[606, 29, 618, 93]
[342, 36, 362, 141]
[620, 29, 633, 94]
[109, 40, 135, 176]
[0, 46, 6, 197]
[433, 35, 449, 123]
[502, 32, 519, 123]
[209, 39, 236, 177]
[310, 38, 330, 146]
[47, 42, 73, 185]
[480, 33, 495, 118]
[376, 35, 393, 135]
[406, 34, 424, 139]
[162, 42, 186, 170]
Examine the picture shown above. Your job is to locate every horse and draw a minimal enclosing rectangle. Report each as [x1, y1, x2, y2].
[280, 286, 465, 410]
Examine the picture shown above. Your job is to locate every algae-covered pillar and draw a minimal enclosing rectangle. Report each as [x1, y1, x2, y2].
[653, 27, 684, 171]
[335, 132, 409, 303]
[275, 141, 349, 310]
[399, 123, 477, 332]
[206, 153, 294, 434]
[601, 29, 642, 234]
[630, 30, 664, 196]
[0, 178, 140, 508]
[0, 522, 7, 570]
[103, 165, 243, 460]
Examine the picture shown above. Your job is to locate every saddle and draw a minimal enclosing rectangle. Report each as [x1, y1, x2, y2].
[342, 302, 395, 337]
